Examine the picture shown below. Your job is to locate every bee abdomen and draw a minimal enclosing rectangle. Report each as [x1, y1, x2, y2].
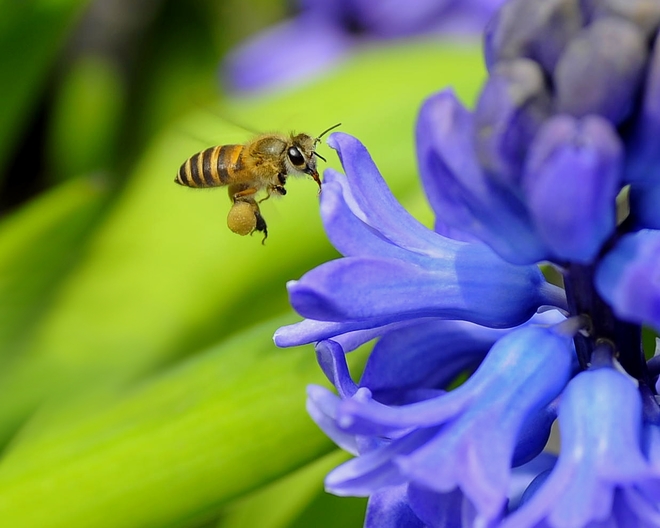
[175, 145, 243, 188]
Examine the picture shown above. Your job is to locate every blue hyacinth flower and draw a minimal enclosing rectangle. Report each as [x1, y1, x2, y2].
[276, 0, 660, 525]
[221, 0, 505, 93]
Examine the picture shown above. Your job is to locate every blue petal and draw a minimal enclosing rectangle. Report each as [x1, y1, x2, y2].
[415, 90, 548, 264]
[586, 1, 660, 39]
[474, 59, 551, 185]
[407, 484, 463, 528]
[287, 251, 560, 328]
[364, 484, 425, 528]
[511, 405, 557, 467]
[350, 0, 456, 38]
[484, 0, 584, 73]
[554, 17, 647, 124]
[306, 385, 360, 455]
[503, 367, 656, 527]
[315, 340, 358, 398]
[507, 453, 557, 512]
[328, 132, 453, 257]
[626, 29, 660, 184]
[274, 317, 409, 349]
[319, 169, 431, 264]
[325, 426, 440, 496]
[359, 319, 508, 403]
[523, 114, 622, 263]
[333, 326, 573, 521]
[595, 229, 660, 329]
[221, 14, 351, 94]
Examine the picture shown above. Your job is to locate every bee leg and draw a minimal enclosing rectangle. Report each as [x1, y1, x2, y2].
[231, 186, 259, 201]
[252, 208, 268, 245]
[258, 184, 286, 204]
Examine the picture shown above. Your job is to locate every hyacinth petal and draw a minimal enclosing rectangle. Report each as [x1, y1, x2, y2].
[484, 0, 584, 73]
[221, 14, 351, 93]
[586, 0, 660, 38]
[511, 406, 557, 467]
[340, 326, 572, 432]
[415, 90, 548, 263]
[330, 326, 573, 520]
[328, 132, 450, 256]
[306, 385, 359, 455]
[595, 230, 660, 329]
[325, 427, 440, 496]
[474, 59, 552, 185]
[508, 453, 557, 512]
[626, 29, 660, 184]
[274, 317, 402, 348]
[352, 0, 454, 37]
[358, 309, 570, 402]
[318, 171, 428, 263]
[315, 340, 358, 398]
[288, 248, 558, 329]
[364, 484, 425, 528]
[503, 367, 655, 527]
[406, 484, 463, 528]
[554, 17, 647, 124]
[359, 319, 508, 401]
[396, 333, 569, 520]
[523, 114, 622, 263]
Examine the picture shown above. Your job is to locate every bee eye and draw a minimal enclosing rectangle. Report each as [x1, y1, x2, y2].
[287, 147, 305, 167]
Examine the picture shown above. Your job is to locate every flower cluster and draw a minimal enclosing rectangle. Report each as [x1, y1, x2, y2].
[276, 0, 660, 526]
[221, 0, 504, 93]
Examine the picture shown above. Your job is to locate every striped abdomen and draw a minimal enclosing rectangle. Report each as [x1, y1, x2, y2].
[175, 144, 244, 188]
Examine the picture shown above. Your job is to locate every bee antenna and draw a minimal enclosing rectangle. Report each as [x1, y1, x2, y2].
[315, 123, 342, 143]
[313, 152, 327, 162]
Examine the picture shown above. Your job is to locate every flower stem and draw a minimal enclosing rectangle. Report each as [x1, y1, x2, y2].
[563, 263, 648, 386]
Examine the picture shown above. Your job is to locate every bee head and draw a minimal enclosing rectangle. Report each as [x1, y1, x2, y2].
[286, 124, 341, 190]
[287, 134, 321, 188]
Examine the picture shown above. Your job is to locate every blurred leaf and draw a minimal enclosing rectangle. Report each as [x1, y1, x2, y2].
[48, 55, 125, 183]
[219, 450, 367, 528]
[0, 176, 108, 442]
[0, 176, 107, 357]
[0, 315, 337, 528]
[0, 0, 91, 176]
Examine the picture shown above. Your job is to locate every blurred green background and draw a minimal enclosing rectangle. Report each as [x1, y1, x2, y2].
[0, 0, 485, 526]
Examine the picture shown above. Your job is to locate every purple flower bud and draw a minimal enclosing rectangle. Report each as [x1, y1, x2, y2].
[523, 114, 623, 262]
[554, 17, 647, 124]
[626, 29, 660, 184]
[416, 89, 549, 263]
[474, 59, 553, 186]
[582, 0, 660, 38]
[596, 229, 660, 329]
[484, 0, 584, 73]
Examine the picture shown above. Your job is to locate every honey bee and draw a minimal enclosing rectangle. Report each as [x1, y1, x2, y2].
[175, 123, 341, 243]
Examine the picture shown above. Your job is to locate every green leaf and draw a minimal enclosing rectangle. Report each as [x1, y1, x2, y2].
[47, 55, 126, 183]
[0, 176, 108, 443]
[219, 451, 367, 528]
[0, 0, 91, 175]
[0, 315, 336, 528]
[0, 176, 107, 357]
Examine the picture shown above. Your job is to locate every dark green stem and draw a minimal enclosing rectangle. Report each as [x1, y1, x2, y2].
[563, 263, 649, 386]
